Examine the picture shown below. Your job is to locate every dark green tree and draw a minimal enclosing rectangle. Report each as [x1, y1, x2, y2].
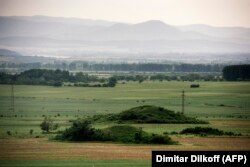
[107, 77, 117, 87]
[223, 65, 250, 81]
[40, 116, 58, 133]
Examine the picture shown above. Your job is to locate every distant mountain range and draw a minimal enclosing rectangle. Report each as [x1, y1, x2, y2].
[0, 15, 250, 62]
[0, 48, 55, 63]
[0, 48, 21, 56]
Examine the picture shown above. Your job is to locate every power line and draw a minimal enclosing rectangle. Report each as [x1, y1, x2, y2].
[182, 90, 185, 114]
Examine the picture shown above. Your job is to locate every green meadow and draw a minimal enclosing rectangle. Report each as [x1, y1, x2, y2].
[0, 81, 249, 167]
[0, 160, 150, 167]
[0, 81, 249, 136]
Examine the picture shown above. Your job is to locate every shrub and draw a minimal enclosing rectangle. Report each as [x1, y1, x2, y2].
[180, 127, 237, 136]
[170, 131, 178, 135]
[180, 127, 224, 135]
[56, 120, 106, 141]
[149, 134, 175, 144]
[102, 125, 146, 143]
[40, 116, 58, 133]
[53, 81, 63, 87]
[29, 129, 34, 135]
[56, 120, 176, 144]
[107, 77, 117, 87]
[190, 84, 200, 88]
[103, 125, 176, 144]
[7, 131, 11, 136]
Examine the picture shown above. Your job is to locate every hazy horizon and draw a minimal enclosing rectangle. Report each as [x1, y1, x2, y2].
[1, 14, 250, 29]
[0, 0, 250, 64]
[0, 0, 250, 28]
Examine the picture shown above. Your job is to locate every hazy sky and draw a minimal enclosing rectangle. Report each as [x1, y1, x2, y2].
[0, 0, 249, 27]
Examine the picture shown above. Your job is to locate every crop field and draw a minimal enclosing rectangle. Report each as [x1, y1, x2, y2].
[0, 81, 250, 166]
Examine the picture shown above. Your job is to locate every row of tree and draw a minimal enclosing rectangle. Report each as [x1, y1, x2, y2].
[222, 65, 250, 81]
[1, 64, 248, 86]
[0, 69, 222, 87]
[113, 73, 222, 82]
[1, 62, 225, 73]
[0, 69, 117, 87]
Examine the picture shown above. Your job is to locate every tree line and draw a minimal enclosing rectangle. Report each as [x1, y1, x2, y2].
[0, 62, 225, 73]
[0, 69, 117, 87]
[1, 64, 249, 86]
[0, 69, 223, 87]
[113, 73, 222, 82]
[222, 64, 250, 81]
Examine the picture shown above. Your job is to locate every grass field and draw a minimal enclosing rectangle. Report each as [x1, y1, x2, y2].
[1, 81, 250, 117]
[0, 160, 150, 167]
[0, 81, 249, 166]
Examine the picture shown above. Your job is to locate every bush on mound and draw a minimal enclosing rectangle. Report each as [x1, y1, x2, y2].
[93, 105, 207, 124]
[102, 125, 176, 144]
[56, 120, 176, 144]
[102, 125, 145, 143]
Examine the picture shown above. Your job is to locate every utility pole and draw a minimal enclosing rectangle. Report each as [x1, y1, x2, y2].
[10, 84, 15, 112]
[181, 90, 185, 114]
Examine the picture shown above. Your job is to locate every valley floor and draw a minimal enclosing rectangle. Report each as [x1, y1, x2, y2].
[0, 82, 249, 166]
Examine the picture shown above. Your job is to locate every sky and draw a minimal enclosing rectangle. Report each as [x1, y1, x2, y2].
[0, 0, 250, 27]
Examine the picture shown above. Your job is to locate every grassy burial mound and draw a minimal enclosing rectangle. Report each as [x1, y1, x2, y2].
[118, 105, 206, 123]
[56, 120, 176, 144]
[93, 105, 207, 124]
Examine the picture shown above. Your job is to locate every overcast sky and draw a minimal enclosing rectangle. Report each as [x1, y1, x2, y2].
[0, 0, 249, 27]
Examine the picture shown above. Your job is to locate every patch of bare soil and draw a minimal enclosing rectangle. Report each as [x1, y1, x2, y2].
[0, 137, 249, 160]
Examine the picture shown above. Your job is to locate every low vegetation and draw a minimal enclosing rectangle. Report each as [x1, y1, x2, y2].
[40, 116, 59, 133]
[223, 64, 250, 81]
[55, 120, 104, 141]
[92, 105, 207, 124]
[180, 127, 241, 136]
[102, 125, 176, 144]
[0, 69, 117, 87]
[1, 61, 225, 73]
[56, 120, 176, 144]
